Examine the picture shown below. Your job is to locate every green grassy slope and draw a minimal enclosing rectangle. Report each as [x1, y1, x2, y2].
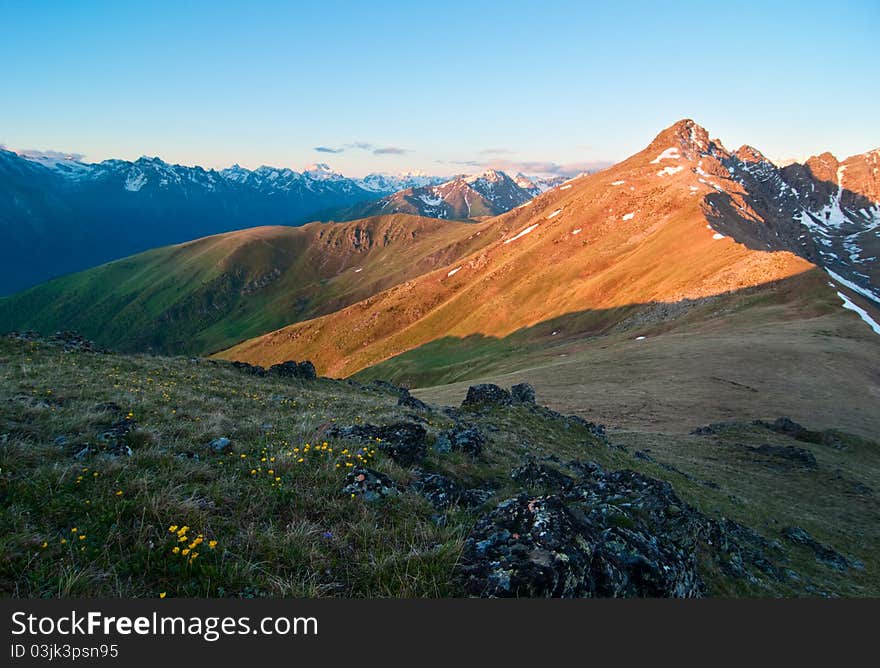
[2, 335, 878, 597]
[0, 215, 494, 355]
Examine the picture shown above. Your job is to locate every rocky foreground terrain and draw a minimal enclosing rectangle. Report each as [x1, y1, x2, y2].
[1, 332, 877, 597]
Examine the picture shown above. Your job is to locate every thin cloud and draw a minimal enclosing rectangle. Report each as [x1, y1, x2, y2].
[479, 148, 516, 155]
[314, 146, 344, 154]
[373, 146, 409, 155]
[346, 142, 374, 151]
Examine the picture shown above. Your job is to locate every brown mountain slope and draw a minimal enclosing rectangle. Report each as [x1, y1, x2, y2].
[217, 120, 821, 375]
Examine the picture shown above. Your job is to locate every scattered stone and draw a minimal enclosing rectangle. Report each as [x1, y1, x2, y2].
[53, 436, 69, 447]
[434, 425, 485, 457]
[781, 527, 863, 572]
[268, 360, 316, 380]
[510, 383, 536, 404]
[342, 467, 399, 502]
[208, 437, 233, 454]
[462, 384, 512, 408]
[327, 422, 427, 466]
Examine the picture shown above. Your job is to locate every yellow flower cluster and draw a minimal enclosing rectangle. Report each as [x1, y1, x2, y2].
[167, 525, 217, 565]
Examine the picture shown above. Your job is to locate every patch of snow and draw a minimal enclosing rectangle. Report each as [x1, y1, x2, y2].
[124, 171, 147, 192]
[826, 269, 880, 304]
[547, 209, 563, 219]
[354, 268, 362, 273]
[611, 180, 626, 186]
[650, 147, 681, 164]
[837, 291, 880, 335]
[504, 223, 539, 244]
[635, 336, 646, 341]
[559, 184, 572, 190]
[622, 212, 635, 221]
[656, 166, 683, 177]
[571, 228, 582, 235]
[712, 233, 726, 240]
[447, 266, 461, 277]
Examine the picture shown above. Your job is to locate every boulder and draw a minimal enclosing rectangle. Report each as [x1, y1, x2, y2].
[208, 437, 233, 454]
[462, 384, 511, 408]
[510, 457, 574, 491]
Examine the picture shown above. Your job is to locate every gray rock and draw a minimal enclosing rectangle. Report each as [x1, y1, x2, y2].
[208, 437, 233, 454]
[342, 467, 399, 502]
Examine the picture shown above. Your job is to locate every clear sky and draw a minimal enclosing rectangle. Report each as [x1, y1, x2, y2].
[2, 0, 878, 177]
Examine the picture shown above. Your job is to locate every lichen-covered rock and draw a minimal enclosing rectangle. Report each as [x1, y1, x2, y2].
[435, 424, 485, 457]
[459, 462, 789, 598]
[231, 361, 266, 377]
[510, 383, 536, 404]
[462, 384, 512, 408]
[342, 467, 399, 502]
[411, 471, 463, 510]
[95, 417, 137, 457]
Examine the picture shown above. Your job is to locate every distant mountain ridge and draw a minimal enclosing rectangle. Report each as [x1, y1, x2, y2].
[326, 169, 568, 220]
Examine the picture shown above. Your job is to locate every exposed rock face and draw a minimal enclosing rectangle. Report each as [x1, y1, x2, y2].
[458, 461, 787, 598]
[462, 384, 512, 408]
[342, 467, 399, 502]
[398, 394, 430, 412]
[510, 457, 574, 491]
[782, 527, 863, 572]
[327, 422, 427, 466]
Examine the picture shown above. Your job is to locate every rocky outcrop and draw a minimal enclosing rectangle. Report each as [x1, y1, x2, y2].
[781, 527, 863, 572]
[327, 422, 427, 466]
[458, 461, 788, 598]
[462, 384, 512, 408]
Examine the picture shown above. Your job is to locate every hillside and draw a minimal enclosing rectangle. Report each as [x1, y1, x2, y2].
[217, 120, 880, 438]
[2, 333, 879, 598]
[0, 214, 496, 355]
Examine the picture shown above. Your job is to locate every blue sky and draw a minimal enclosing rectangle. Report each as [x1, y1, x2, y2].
[2, 0, 878, 176]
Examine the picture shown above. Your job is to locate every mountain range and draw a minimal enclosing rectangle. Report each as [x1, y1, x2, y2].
[0, 149, 557, 294]
[1, 119, 879, 436]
